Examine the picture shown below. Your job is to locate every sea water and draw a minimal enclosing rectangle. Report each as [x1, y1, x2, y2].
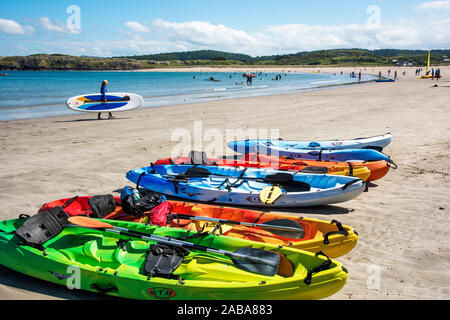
[0, 71, 375, 121]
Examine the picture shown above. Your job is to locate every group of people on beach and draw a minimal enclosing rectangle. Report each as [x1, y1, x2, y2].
[350, 71, 362, 81]
[433, 68, 442, 79]
[415, 67, 442, 79]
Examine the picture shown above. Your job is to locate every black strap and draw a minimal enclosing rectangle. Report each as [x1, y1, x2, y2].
[253, 212, 266, 224]
[136, 172, 146, 190]
[341, 179, 360, 190]
[347, 162, 354, 176]
[166, 214, 192, 228]
[224, 179, 245, 191]
[61, 196, 79, 209]
[304, 252, 333, 285]
[238, 167, 247, 178]
[169, 178, 179, 194]
[323, 220, 349, 244]
[217, 178, 229, 189]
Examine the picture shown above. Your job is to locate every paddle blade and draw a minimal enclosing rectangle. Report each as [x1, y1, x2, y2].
[68, 216, 113, 229]
[232, 247, 280, 276]
[259, 219, 305, 240]
[260, 186, 282, 204]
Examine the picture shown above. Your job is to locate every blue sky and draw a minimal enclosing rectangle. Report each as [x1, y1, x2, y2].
[0, 0, 449, 56]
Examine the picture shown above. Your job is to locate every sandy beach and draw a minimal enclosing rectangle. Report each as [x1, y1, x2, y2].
[0, 66, 449, 300]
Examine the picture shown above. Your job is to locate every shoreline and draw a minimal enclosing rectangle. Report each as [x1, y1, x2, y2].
[0, 69, 377, 122]
[0, 79, 374, 123]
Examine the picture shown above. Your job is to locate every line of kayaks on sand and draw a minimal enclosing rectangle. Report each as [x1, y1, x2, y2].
[0, 133, 395, 300]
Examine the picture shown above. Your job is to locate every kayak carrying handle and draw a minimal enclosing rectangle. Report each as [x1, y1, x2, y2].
[323, 220, 349, 245]
[341, 179, 361, 191]
[90, 283, 118, 294]
[387, 159, 398, 170]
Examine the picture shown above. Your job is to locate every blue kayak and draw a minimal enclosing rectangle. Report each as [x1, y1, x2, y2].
[228, 137, 392, 162]
[228, 143, 391, 162]
[126, 165, 365, 207]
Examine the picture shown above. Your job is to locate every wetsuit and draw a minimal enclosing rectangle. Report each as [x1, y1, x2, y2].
[98, 84, 112, 119]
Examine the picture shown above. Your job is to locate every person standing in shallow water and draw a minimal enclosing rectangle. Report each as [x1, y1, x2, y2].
[98, 80, 114, 120]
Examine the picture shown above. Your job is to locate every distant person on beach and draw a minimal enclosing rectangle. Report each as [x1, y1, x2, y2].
[98, 80, 114, 120]
[394, 71, 397, 79]
[379, 71, 382, 80]
[358, 71, 362, 81]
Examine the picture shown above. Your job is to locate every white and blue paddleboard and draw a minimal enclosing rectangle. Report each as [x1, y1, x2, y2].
[66, 92, 144, 113]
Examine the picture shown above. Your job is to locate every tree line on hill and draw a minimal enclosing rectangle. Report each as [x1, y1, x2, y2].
[1, 49, 449, 70]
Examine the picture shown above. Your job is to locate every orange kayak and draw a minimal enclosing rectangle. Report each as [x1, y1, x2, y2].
[39, 196, 358, 258]
[154, 152, 390, 182]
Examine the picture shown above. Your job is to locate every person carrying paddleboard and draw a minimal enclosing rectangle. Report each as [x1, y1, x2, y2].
[98, 80, 114, 120]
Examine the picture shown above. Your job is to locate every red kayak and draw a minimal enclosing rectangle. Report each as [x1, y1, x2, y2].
[154, 152, 390, 182]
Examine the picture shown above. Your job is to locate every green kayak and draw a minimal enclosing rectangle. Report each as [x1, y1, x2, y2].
[0, 213, 348, 300]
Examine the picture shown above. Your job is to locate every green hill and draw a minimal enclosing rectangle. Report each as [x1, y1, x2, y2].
[120, 50, 253, 62]
[1, 49, 449, 70]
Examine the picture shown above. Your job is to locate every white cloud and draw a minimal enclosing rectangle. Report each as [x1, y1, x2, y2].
[124, 21, 150, 33]
[40, 17, 81, 34]
[32, 16, 447, 57]
[151, 19, 254, 47]
[0, 18, 34, 35]
[4, 12, 450, 57]
[122, 18, 450, 55]
[40, 17, 65, 32]
[416, 1, 450, 10]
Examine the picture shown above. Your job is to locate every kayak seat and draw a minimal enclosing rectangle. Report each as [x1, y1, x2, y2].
[300, 166, 329, 174]
[88, 194, 117, 218]
[178, 166, 211, 178]
[264, 173, 311, 192]
[15, 207, 69, 248]
[188, 151, 209, 165]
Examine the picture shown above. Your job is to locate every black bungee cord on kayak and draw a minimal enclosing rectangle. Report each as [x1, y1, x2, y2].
[304, 251, 333, 285]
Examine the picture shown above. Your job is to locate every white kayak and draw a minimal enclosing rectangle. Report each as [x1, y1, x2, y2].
[229, 133, 392, 153]
[126, 165, 366, 207]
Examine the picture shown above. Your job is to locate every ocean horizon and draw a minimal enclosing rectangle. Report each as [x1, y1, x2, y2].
[0, 70, 375, 121]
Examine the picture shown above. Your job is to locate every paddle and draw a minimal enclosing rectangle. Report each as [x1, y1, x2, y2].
[67, 216, 293, 277]
[168, 212, 305, 239]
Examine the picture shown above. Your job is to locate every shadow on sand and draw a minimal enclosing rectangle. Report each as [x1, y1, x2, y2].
[0, 265, 117, 300]
[53, 117, 131, 123]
